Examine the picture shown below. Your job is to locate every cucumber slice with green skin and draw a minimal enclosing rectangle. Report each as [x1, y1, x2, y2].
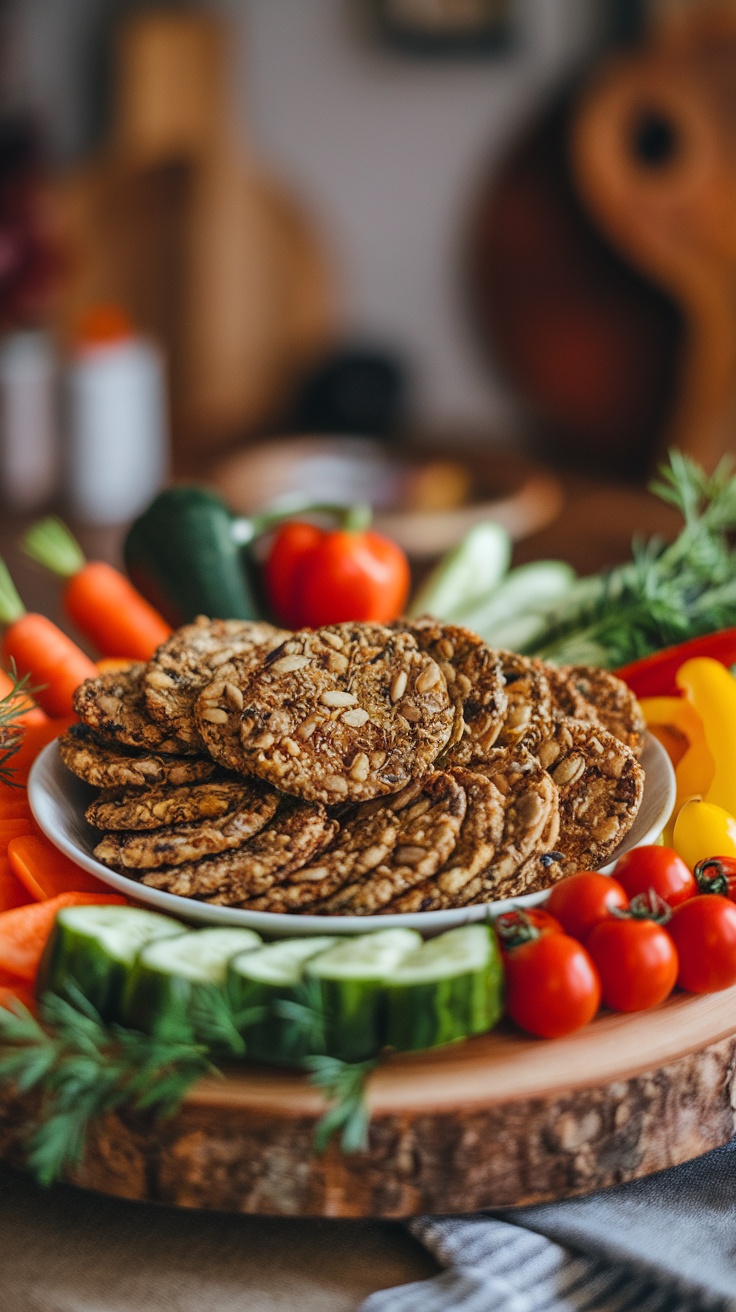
[407, 523, 511, 622]
[306, 928, 421, 1063]
[122, 927, 262, 1039]
[227, 936, 338, 1065]
[385, 924, 503, 1052]
[37, 905, 184, 1021]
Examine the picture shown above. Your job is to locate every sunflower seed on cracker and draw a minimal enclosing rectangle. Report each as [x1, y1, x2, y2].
[73, 665, 196, 754]
[85, 778, 250, 832]
[59, 724, 216, 789]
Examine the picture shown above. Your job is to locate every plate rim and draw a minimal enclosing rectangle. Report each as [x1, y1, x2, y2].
[27, 735, 675, 938]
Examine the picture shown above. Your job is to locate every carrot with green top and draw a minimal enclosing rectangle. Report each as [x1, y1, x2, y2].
[23, 517, 172, 661]
[0, 557, 97, 718]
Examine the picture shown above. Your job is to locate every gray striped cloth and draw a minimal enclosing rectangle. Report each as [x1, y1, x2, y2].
[362, 1139, 736, 1311]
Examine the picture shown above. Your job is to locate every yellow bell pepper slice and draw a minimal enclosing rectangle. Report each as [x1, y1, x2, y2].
[675, 658, 736, 816]
[639, 695, 705, 770]
[673, 797, 736, 870]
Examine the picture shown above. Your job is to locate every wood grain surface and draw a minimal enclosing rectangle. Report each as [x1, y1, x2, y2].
[2, 987, 735, 1217]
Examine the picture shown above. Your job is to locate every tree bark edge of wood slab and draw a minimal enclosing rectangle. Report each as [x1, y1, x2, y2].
[1, 1030, 734, 1217]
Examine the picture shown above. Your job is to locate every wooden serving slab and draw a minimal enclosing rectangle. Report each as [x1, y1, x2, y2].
[2, 987, 735, 1217]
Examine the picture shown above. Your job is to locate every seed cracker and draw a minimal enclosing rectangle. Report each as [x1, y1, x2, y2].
[535, 716, 644, 873]
[85, 779, 250, 832]
[73, 665, 196, 754]
[383, 767, 506, 913]
[59, 725, 216, 790]
[143, 617, 288, 750]
[238, 623, 454, 804]
[140, 800, 337, 902]
[93, 780, 279, 870]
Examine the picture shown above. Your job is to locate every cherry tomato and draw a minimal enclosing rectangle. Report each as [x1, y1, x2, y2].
[694, 856, 736, 902]
[503, 932, 601, 1038]
[545, 871, 629, 942]
[494, 906, 563, 954]
[612, 846, 697, 908]
[586, 914, 678, 1012]
[667, 894, 736, 993]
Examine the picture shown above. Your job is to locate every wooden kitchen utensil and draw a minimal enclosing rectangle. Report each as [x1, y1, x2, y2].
[51, 12, 334, 460]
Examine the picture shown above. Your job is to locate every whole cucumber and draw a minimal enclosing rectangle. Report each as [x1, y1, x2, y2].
[124, 486, 262, 626]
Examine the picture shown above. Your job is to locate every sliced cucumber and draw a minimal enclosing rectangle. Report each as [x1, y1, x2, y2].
[306, 928, 421, 1062]
[385, 924, 503, 1052]
[228, 936, 338, 1065]
[407, 523, 511, 621]
[37, 905, 184, 1020]
[122, 927, 261, 1039]
[456, 561, 576, 639]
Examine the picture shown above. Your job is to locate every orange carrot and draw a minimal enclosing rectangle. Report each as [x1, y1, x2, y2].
[1, 614, 96, 719]
[0, 891, 127, 982]
[0, 879, 32, 912]
[9, 835, 112, 900]
[0, 787, 32, 819]
[23, 518, 171, 661]
[0, 667, 47, 727]
[8, 717, 76, 784]
[0, 819, 33, 845]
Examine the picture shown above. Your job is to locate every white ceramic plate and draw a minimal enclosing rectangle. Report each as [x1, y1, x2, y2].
[28, 735, 675, 939]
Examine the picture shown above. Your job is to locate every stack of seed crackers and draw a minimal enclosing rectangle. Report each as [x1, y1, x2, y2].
[59, 616, 646, 916]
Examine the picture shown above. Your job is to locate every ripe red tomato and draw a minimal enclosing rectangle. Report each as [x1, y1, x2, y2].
[694, 857, 736, 902]
[545, 871, 629, 942]
[494, 906, 563, 954]
[612, 846, 696, 908]
[667, 894, 736, 993]
[503, 932, 601, 1038]
[586, 916, 678, 1012]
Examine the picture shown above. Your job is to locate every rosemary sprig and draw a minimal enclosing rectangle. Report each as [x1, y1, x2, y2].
[0, 983, 375, 1186]
[0, 664, 43, 786]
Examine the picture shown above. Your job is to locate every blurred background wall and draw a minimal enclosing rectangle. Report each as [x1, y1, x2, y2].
[4, 0, 604, 434]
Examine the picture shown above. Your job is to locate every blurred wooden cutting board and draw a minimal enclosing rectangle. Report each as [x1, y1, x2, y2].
[51, 12, 335, 461]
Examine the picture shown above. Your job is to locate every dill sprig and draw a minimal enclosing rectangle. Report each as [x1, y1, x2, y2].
[0, 983, 374, 1186]
[525, 452, 736, 667]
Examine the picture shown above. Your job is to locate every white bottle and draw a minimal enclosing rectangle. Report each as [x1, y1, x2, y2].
[64, 306, 168, 524]
[0, 329, 58, 511]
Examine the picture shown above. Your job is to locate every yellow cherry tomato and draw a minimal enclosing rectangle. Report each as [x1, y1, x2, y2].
[673, 797, 736, 871]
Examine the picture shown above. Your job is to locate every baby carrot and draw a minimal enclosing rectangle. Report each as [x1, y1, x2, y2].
[23, 517, 171, 661]
[0, 557, 97, 718]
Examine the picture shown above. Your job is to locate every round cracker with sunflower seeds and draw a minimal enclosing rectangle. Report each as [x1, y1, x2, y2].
[141, 800, 337, 903]
[93, 780, 279, 870]
[384, 767, 506, 913]
[408, 620, 507, 762]
[73, 665, 196, 754]
[85, 778, 251, 832]
[315, 770, 466, 915]
[238, 623, 454, 805]
[143, 617, 289, 750]
[535, 716, 644, 874]
[243, 779, 427, 914]
[492, 651, 555, 752]
[450, 746, 560, 905]
[59, 724, 216, 790]
[564, 665, 646, 757]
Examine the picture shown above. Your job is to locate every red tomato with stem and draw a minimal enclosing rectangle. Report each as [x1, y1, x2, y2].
[545, 871, 629, 942]
[263, 522, 322, 628]
[494, 906, 563, 954]
[503, 931, 601, 1039]
[694, 857, 736, 902]
[586, 896, 678, 1012]
[667, 894, 736, 993]
[612, 846, 696, 908]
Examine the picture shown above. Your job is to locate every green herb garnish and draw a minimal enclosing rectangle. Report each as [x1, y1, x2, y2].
[525, 452, 736, 667]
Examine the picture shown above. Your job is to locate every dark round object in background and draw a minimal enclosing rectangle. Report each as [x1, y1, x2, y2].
[289, 347, 408, 438]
